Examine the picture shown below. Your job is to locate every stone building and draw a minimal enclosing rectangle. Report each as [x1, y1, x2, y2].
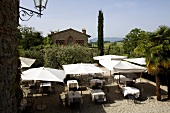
[51, 28, 91, 46]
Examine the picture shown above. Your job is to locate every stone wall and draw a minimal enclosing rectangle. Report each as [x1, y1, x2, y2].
[0, 0, 19, 112]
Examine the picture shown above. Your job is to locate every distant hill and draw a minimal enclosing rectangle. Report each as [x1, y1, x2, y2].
[88, 37, 124, 42]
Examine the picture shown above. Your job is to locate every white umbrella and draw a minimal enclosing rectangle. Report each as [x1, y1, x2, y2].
[22, 67, 65, 110]
[93, 55, 127, 61]
[19, 57, 36, 68]
[62, 63, 104, 95]
[62, 63, 104, 75]
[100, 60, 146, 93]
[99, 60, 146, 73]
[124, 57, 146, 65]
[22, 67, 65, 82]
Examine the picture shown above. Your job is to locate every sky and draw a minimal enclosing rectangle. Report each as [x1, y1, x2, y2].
[19, 0, 170, 38]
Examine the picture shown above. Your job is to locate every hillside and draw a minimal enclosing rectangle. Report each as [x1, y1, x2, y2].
[88, 37, 124, 42]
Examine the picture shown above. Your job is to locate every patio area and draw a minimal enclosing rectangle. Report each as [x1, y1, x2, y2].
[21, 74, 170, 113]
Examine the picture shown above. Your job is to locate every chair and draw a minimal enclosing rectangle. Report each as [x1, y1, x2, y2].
[94, 95, 105, 103]
[138, 87, 144, 101]
[105, 94, 110, 103]
[51, 86, 55, 93]
[96, 98, 105, 103]
[59, 93, 67, 106]
[25, 98, 35, 113]
[70, 101, 81, 109]
[127, 94, 136, 104]
[42, 86, 50, 94]
[27, 93, 33, 98]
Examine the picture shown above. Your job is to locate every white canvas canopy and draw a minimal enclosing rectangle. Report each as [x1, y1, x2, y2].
[99, 60, 146, 73]
[22, 67, 65, 82]
[62, 63, 104, 75]
[63, 63, 104, 95]
[19, 57, 36, 68]
[124, 58, 146, 65]
[93, 55, 127, 61]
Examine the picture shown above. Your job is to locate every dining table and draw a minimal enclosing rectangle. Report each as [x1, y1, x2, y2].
[39, 82, 52, 93]
[90, 79, 103, 88]
[90, 89, 106, 102]
[67, 91, 83, 105]
[114, 75, 127, 83]
[67, 80, 79, 91]
[122, 86, 140, 98]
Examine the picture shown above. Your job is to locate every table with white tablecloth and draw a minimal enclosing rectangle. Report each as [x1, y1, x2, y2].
[90, 89, 106, 102]
[90, 79, 103, 88]
[67, 80, 79, 91]
[40, 82, 51, 87]
[122, 86, 140, 98]
[114, 75, 126, 83]
[114, 75, 134, 86]
[67, 91, 83, 105]
[39, 82, 52, 93]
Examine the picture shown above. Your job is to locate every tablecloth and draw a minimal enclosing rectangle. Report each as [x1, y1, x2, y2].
[122, 86, 140, 98]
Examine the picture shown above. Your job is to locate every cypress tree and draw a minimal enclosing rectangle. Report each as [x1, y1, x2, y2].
[98, 10, 104, 56]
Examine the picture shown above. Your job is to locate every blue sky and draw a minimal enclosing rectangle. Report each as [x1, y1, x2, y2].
[19, 0, 170, 38]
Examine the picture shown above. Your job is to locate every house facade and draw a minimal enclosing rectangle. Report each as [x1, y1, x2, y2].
[51, 28, 91, 46]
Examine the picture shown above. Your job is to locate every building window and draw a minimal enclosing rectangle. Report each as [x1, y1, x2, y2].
[67, 36, 73, 46]
[76, 40, 84, 46]
[56, 40, 65, 45]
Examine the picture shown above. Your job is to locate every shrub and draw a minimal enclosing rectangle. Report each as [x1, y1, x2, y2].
[44, 45, 98, 69]
[19, 49, 44, 67]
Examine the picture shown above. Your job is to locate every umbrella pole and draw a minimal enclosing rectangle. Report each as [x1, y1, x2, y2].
[37, 82, 46, 110]
[81, 74, 82, 95]
[41, 85, 43, 107]
[118, 72, 121, 93]
[110, 70, 111, 76]
[115, 72, 121, 94]
[140, 72, 142, 82]
[118, 72, 120, 84]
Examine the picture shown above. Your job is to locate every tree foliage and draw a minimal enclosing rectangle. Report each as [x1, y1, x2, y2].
[43, 36, 53, 45]
[134, 25, 170, 100]
[135, 26, 170, 75]
[123, 28, 147, 57]
[19, 49, 44, 67]
[98, 10, 104, 55]
[44, 45, 98, 69]
[17, 26, 44, 50]
[105, 42, 125, 55]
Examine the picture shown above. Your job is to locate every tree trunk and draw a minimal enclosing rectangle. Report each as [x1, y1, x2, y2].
[155, 74, 161, 101]
[0, 0, 19, 112]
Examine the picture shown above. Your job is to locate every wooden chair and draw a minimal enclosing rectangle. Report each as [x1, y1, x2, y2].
[25, 97, 35, 113]
[126, 94, 136, 104]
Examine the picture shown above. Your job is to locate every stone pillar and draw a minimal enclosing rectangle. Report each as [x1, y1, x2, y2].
[0, 0, 19, 112]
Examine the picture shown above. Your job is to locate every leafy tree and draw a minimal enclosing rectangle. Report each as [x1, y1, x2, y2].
[98, 10, 104, 56]
[19, 49, 44, 67]
[107, 42, 125, 55]
[135, 25, 170, 100]
[17, 26, 44, 50]
[123, 28, 147, 57]
[43, 36, 53, 45]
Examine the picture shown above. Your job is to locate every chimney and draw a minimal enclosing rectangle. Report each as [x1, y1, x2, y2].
[82, 28, 86, 34]
[51, 31, 54, 34]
